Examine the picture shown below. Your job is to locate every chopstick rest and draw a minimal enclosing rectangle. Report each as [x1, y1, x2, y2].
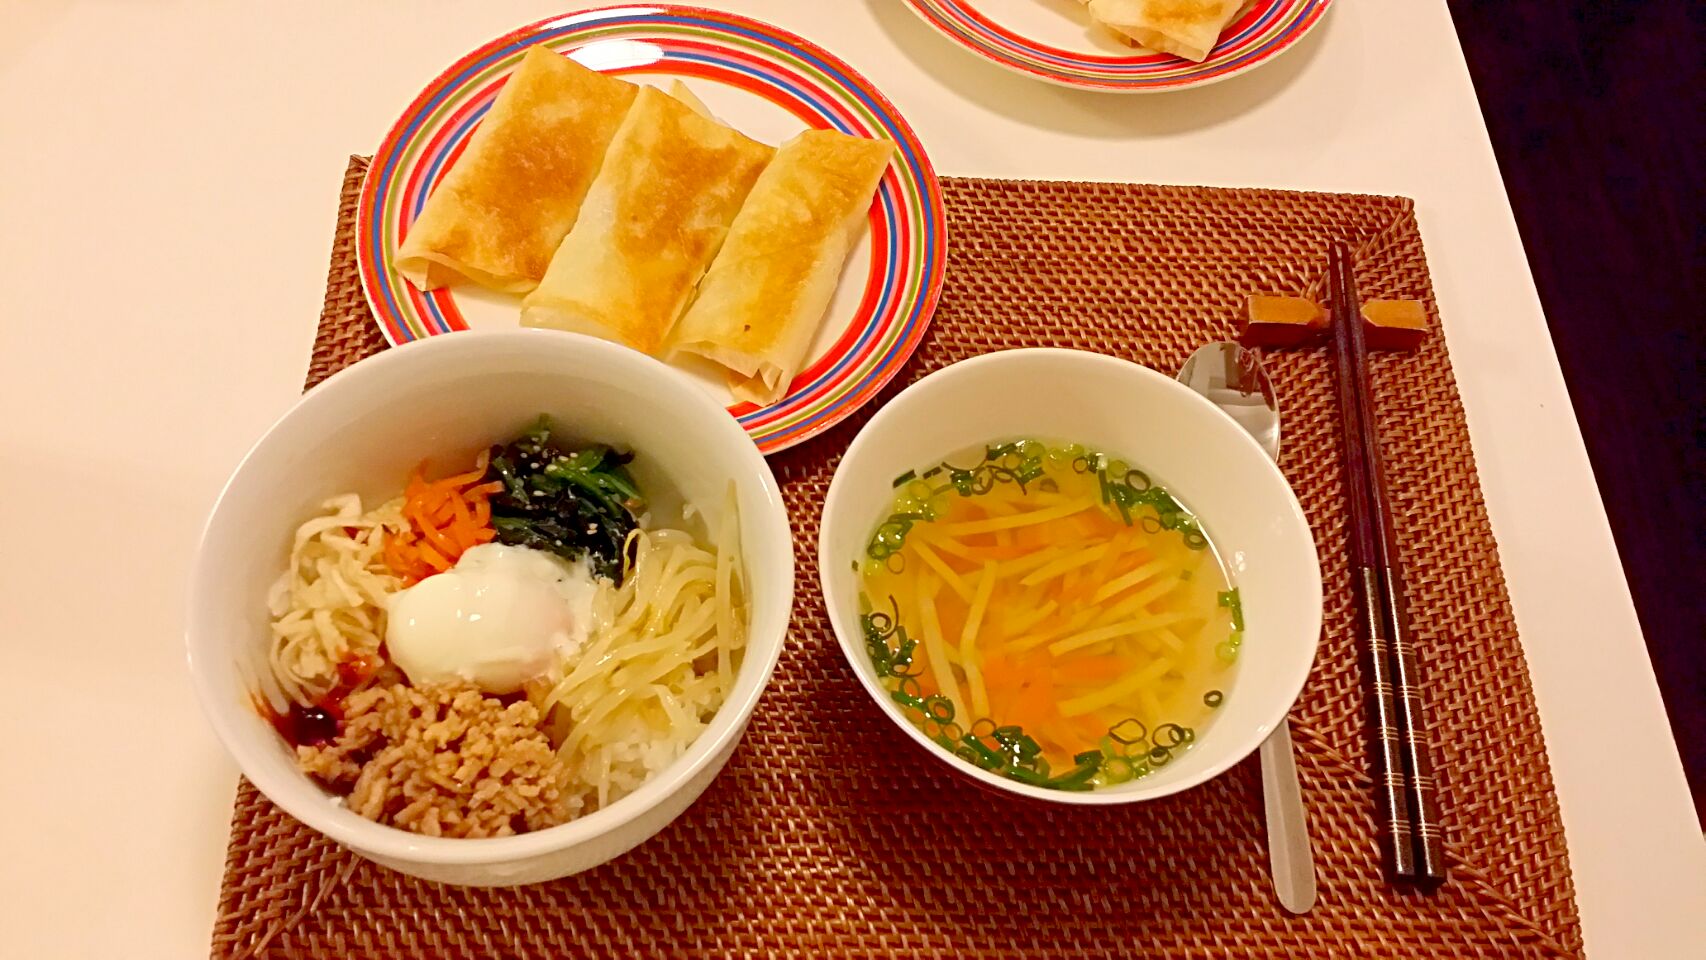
[1238, 294, 1432, 352]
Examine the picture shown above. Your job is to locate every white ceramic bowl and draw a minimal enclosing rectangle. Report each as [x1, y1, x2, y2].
[819, 348, 1321, 804]
[188, 330, 793, 885]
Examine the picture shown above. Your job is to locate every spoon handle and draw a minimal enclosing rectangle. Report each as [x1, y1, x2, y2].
[1261, 718, 1318, 913]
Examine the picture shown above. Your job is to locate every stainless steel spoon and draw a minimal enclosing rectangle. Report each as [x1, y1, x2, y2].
[1178, 342, 1318, 915]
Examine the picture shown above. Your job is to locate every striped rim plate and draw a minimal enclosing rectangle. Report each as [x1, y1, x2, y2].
[901, 0, 1332, 92]
[357, 6, 946, 455]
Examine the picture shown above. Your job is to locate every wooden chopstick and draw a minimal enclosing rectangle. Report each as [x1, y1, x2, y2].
[1327, 243, 1448, 884]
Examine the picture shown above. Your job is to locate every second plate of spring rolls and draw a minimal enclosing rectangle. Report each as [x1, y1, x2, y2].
[1087, 0, 1250, 62]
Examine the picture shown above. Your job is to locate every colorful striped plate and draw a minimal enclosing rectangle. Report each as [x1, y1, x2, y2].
[357, 6, 946, 454]
[901, 0, 1332, 92]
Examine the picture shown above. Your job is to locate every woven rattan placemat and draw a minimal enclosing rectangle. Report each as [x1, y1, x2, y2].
[212, 157, 1581, 959]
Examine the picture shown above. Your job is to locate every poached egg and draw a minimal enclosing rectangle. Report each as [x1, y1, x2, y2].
[386, 543, 600, 694]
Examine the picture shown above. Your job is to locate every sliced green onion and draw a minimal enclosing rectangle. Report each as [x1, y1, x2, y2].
[1047, 759, 1102, 790]
[1007, 766, 1050, 786]
[1108, 718, 1149, 745]
[891, 689, 924, 710]
[1101, 757, 1136, 784]
[1218, 588, 1245, 630]
[961, 735, 1006, 769]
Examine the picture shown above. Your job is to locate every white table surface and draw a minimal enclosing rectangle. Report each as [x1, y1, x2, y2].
[2, 2, 1701, 957]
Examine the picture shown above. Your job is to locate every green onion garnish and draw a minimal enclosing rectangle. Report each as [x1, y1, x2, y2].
[1218, 588, 1245, 631]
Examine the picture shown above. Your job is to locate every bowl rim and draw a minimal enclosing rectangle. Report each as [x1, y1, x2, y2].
[817, 347, 1322, 805]
[187, 329, 794, 865]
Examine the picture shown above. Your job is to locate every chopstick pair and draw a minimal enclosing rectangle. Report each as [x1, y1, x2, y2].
[1326, 244, 1448, 885]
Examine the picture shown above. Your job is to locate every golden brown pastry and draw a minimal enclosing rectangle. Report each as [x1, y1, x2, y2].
[1087, 0, 1247, 62]
[670, 129, 893, 405]
[520, 86, 774, 354]
[395, 47, 638, 293]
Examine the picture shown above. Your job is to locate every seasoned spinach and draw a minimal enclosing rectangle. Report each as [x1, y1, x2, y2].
[484, 416, 642, 581]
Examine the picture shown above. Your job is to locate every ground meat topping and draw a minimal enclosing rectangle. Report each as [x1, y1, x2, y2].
[296, 682, 577, 838]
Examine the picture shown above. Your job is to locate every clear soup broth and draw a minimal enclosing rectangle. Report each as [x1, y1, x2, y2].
[858, 439, 1243, 791]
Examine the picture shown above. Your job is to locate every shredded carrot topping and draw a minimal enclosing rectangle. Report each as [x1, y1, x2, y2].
[383, 451, 500, 583]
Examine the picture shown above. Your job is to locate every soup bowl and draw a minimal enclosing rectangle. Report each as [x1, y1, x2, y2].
[188, 330, 793, 885]
[818, 348, 1321, 804]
